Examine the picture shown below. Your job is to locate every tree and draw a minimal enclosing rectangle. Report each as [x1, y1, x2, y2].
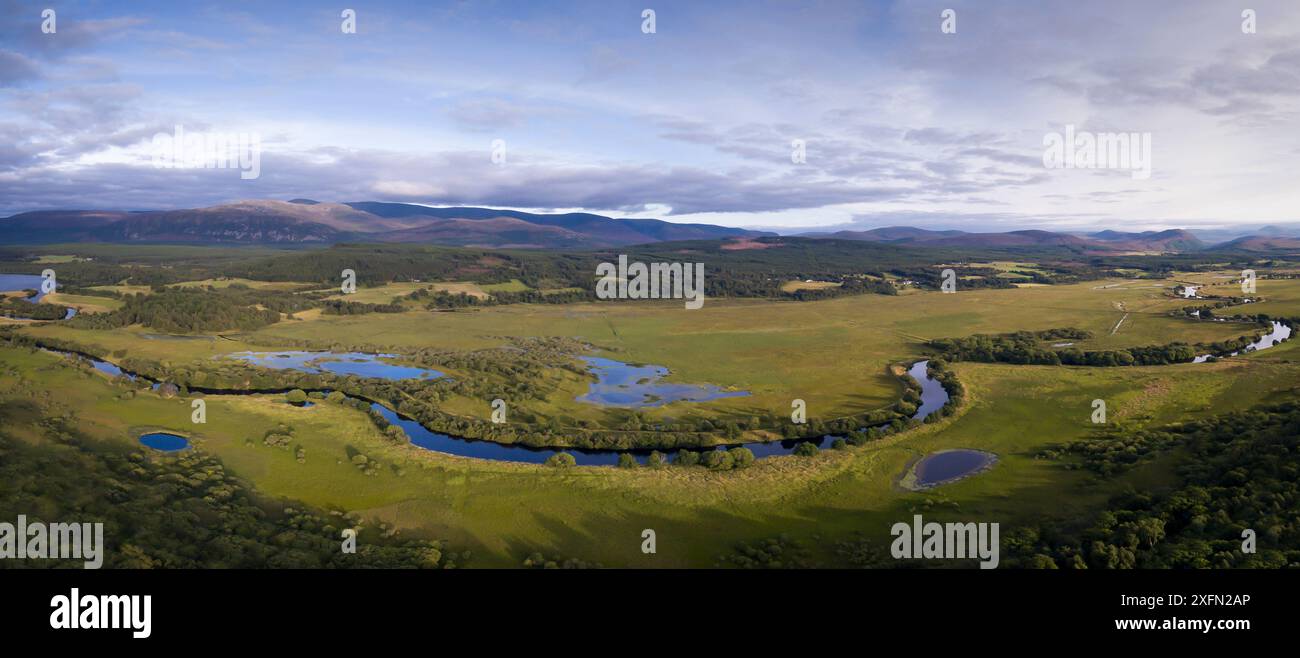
[545, 452, 576, 468]
[675, 449, 700, 466]
[617, 453, 637, 468]
[792, 442, 819, 457]
[702, 450, 735, 471]
[729, 447, 755, 468]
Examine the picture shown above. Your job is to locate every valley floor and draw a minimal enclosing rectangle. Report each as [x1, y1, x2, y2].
[4, 270, 1298, 567]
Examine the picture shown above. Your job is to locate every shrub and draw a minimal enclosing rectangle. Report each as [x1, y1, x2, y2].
[702, 450, 735, 471]
[545, 452, 576, 468]
[730, 447, 755, 468]
[792, 442, 819, 457]
[617, 453, 637, 468]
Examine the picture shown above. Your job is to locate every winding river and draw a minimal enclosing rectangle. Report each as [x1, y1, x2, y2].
[1192, 321, 1292, 363]
[42, 347, 950, 466]
[0, 274, 75, 318]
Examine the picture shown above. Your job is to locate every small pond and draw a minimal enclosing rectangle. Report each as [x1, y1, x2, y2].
[139, 432, 191, 452]
[909, 449, 997, 489]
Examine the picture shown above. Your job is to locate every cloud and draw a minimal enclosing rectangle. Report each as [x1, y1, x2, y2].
[446, 98, 529, 132]
[4, 0, 1300, 230]
[0, 49, 42, 86]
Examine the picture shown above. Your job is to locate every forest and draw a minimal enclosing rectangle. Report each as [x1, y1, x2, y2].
[1, 297, 72, 321]
[1005, 401, 1300, 568]
[69, 288, 284, 333]
[0, 239, 1186, 307]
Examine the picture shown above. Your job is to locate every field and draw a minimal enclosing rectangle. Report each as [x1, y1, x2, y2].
[5, 332, 1297, 567]
[4, 247, 1300, 568]
[12, 274, 1272, 435]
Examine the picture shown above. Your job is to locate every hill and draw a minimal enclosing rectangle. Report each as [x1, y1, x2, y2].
[800, 226, 1207, 253]
[0, 200, 771, 249]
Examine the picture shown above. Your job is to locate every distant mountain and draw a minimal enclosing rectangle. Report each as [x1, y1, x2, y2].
[0, 200, 771, 248]
[1256, 224, 1300, 237]
[1086, 229, 1204, 252]
[1213, 235, 1300, 252]
[1188, 224, 1300, 244]
[0, 210, 129, 243]
[800, 225, 1213, 253]
[802, 226, 968, 242]
[805, 226, 1103, 250]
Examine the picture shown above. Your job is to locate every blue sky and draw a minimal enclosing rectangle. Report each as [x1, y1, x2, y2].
[3, 0, 1300, 232]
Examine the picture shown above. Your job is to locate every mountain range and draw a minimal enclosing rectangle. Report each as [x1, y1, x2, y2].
[798, 225, 1300, 253]
[2, 200, 1298, 253]
[0, 200, 772, 249]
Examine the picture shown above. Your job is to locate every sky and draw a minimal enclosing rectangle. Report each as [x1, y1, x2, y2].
[3, 0, 1300, 233]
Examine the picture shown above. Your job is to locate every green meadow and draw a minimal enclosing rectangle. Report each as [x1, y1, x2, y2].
[5, 332, 1296, 567]
[15, 275, 1269, 429]
[5, 266, 1299, 567]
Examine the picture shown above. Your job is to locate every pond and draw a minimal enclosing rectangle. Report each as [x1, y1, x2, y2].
[576, 356, 750, 407]
[1193, 321, 1292, 363]
[907, 449, 997, 490]
[220, 351, 445, 380]
[138, 432, 191, 452]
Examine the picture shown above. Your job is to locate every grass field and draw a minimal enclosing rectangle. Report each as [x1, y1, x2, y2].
[171, 278, 311, 291]
[780, 279, 843, 292]
[7, 267, 1300, 567]
[41, 292, 123, 313]
[6, 328, 1296, 567]
[246, 277, 1259, 421]
[16, 276, 1269, 428]
[321, 281, 498, 303]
